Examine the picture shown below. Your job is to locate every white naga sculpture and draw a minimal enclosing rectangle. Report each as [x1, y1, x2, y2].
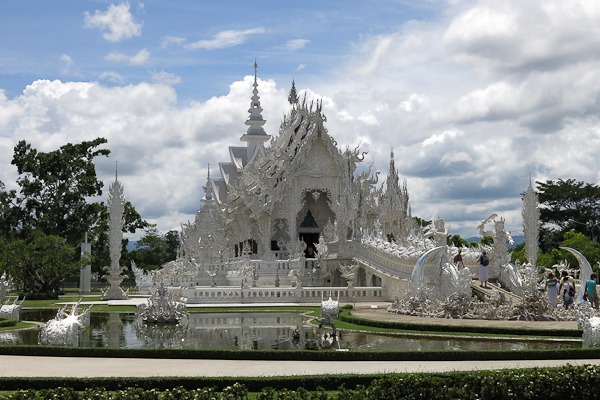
[101, 168, 129, 301]
[338, 262, 359, 288]
[131, 260, 153, 295]
[39, 300, 92, 346]
[135, 281, 188, 324]
[0, 297, 25, 321]
[0, 273, 11, 301]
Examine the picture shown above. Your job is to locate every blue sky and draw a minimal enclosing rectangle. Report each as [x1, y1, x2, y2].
[2, 0, 600, 240]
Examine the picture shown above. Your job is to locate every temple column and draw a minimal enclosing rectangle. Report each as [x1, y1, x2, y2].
[258, 214, 276, 260]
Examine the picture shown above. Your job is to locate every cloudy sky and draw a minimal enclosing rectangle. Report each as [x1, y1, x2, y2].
[1, 0, 599, 241]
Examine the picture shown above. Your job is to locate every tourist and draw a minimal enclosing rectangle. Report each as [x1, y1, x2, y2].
[562, 276, 575, 310]
[387, 234, 392, 243]
[477, 251, 489, 288]
[587, 273, 599, 311]
[305, 246, 315, 258]
[454, 248, 464, 271]
[558, 271, 574, 296]
[544, 272, 559, 307]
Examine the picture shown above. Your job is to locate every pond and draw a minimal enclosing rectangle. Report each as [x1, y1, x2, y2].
[0, 309, 581, 351]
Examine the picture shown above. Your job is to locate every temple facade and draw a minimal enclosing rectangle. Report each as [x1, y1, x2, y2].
[180, 64, 414, 267]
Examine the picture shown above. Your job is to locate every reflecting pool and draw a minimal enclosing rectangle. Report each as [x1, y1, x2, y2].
[0, 309, 581, 351]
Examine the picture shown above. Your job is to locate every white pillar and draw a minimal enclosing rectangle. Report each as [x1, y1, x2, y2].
[80, 234, 92, 293]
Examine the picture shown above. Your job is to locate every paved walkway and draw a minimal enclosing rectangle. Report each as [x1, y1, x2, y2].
[0, 356, 598, 377]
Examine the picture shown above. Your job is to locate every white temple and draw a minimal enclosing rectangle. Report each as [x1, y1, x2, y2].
[160, 64, 497, 303]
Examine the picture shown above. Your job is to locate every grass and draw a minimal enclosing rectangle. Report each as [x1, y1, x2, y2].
[0, 322, 38, 331]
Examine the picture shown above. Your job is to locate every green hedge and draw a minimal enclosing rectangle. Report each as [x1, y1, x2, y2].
[0, 345, 595, 362]
[340, 309, 583, 337]
[0, 318, 17, 328]
[1, 365, 600, 398]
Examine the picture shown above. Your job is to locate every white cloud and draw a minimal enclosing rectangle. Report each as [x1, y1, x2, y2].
[0, 77, 287, 239]
[84, 1, 143, 42]
[422, 129, 464, 147]
[444, 0, 600, 76]
[151, 71, 181, 86]
[185, 27, 266, 50]
[296, 64, 305, 71]
[284, 39, 310, 51]
[336, 110, 354, 121]
[160, 35, 186, 48]
[60, 54, 74, 75]
[357, 111, 379, 126]
[400, 93, 429, 112]
[105, 48, 150, 65]
[99, 71, 125, 83]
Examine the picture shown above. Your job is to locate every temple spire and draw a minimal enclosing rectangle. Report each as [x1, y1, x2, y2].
[240, 61, 271, 162]
[288, 79, 299, 105]
[200, 164, 215, 210]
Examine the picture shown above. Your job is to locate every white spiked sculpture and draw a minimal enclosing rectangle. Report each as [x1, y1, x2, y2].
[101, 164, 129, 300]
[522, 176, 540, 267]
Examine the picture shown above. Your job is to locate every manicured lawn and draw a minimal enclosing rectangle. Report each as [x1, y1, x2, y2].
[0, 322, 38, 331]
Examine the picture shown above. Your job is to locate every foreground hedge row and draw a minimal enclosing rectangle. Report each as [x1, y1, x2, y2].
[0, 318, 16, 328]
[339, 308, 582, 337]
[0, 345, 594, 361]
[1, 364, 599, 399]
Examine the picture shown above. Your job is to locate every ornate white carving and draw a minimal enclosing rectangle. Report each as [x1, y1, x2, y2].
[101, 176, 129, 300]
[135, 281, 188, 324]
[39, 300, 92, 346]
[522, 179, 540, 267]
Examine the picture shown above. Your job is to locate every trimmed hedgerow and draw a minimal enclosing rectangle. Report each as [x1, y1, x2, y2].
[339, 308, 582, 337]
[1, 365, 600, 399]
[0, 318, 16, 328]
[0, 345, 596, 362]
[0, 345, 597, 361]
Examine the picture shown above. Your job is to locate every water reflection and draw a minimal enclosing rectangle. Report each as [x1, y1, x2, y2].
[0, 309, 581, 352]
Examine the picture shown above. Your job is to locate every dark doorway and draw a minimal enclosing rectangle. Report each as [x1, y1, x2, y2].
[299, 232, 319, 257]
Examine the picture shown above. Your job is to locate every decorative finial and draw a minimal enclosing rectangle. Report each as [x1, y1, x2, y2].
[115, 160, 118, 181]
[207, 163, 211, 179]
[254, 59, 257, 81]
[288, 79, 299, 105]
[391, 147, 394, 159]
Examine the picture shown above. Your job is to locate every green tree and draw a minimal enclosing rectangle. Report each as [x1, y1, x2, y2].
[129, 228, 180, 271]
[0, 231, 84, 296]
[0, 138, 150, 292]
[480, 236, 494, 246]
[447, 234, 467, 248]
[509, 242, 527, 264]
[8, 138, 110, 245]
[537, 179, 600, 251]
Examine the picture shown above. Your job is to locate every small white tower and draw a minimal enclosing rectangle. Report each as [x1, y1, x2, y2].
[240, 60, 270, 162]
[200, 164, 215, 211]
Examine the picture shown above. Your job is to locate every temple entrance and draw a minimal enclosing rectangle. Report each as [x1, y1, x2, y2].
[299, 232, 319, 257]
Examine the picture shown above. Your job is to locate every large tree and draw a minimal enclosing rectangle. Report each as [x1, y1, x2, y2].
[537, 179, 600, 251]
[8, 138, 110, 245]
[128, 228, 179, 271]
[0, 231, 83, 295]
[0, 138, 151, 292]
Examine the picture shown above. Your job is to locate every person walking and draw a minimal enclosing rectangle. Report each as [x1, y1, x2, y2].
[477, 251, 489, 288]
[454, 248, 464, 271]
[544, 272, 559, 307]
[562, 276, 575, 310]
[587, 273, 599, 311]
